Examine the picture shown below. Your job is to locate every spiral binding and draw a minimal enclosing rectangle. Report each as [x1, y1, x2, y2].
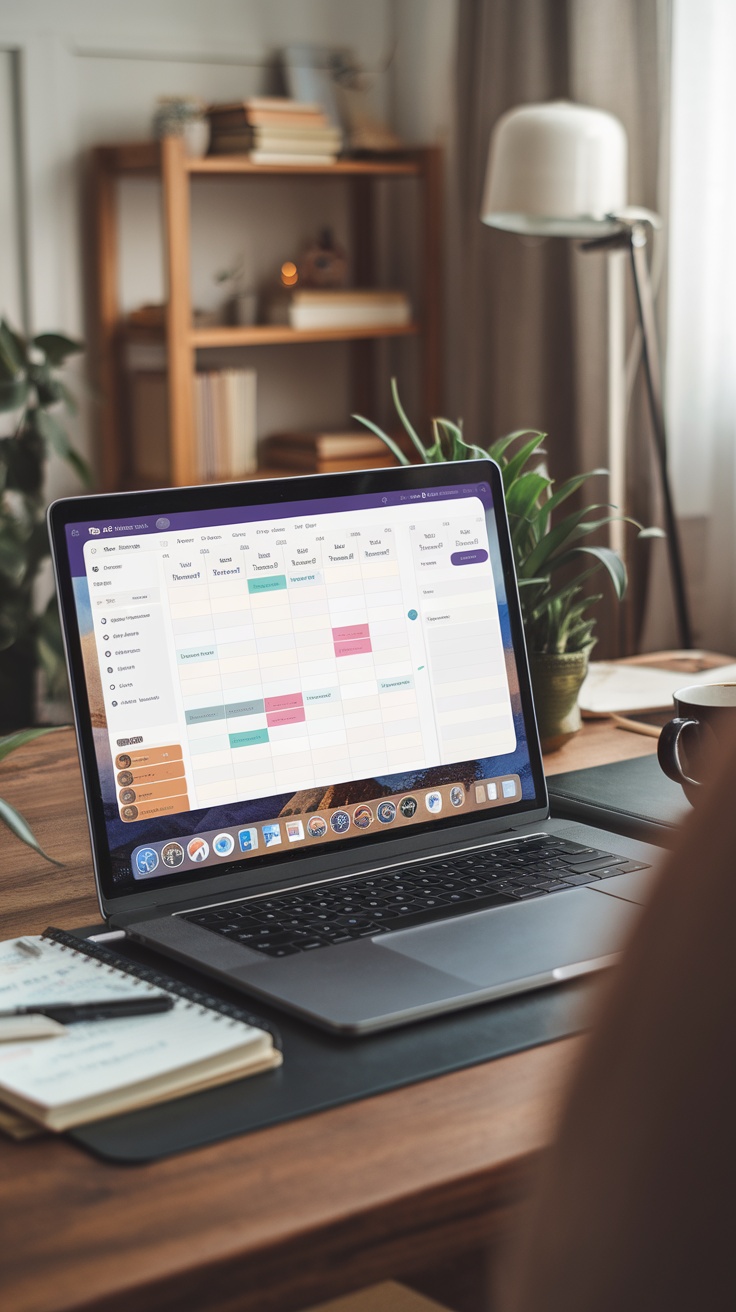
[41, 927, 281, 1047]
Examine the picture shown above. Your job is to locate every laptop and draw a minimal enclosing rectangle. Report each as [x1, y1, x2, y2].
[49, 459, 661, 1034]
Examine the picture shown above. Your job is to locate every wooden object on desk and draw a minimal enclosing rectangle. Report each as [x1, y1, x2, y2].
[90, 139, 442, 491]
[0, 723, 656, 1312]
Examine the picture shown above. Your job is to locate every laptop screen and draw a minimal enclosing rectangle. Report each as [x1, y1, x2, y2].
[51, 462, 545, 901]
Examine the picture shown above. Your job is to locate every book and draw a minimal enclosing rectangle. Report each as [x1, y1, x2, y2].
[247, 151, 338, 167]
[253, 128, 342, 149]
[211, 123, 340, 144]
[266, 430, 394, 459]
[268, 289, 412, 331]
[265, 450, 397, 474]
[208, 97, 324, 119]
[210, 133, 340, 156]
[194, 369, 257, 482]
[289, 289, 411, 305]
[247, 108, 332, 129]
[129, 369, 257, 484]
[0, 929, 280, 1131]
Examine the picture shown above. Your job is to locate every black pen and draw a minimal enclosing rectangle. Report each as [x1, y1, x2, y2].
[0, 995, 174, 1024]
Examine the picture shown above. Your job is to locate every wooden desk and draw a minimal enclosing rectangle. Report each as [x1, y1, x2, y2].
[0, 724, 657, 1312]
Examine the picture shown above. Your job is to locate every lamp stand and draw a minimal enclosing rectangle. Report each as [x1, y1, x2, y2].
[583, 220, 693, 650]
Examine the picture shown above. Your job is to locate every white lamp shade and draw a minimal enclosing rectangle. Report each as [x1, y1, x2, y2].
[481, 100, 628, 237]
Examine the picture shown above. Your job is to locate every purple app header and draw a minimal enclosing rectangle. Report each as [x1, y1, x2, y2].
[64, 482, 493, 576]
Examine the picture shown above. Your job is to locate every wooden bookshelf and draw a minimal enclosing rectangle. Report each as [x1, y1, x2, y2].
[91, 136, 442, 489]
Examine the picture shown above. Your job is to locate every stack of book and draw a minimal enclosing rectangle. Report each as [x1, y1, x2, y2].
[195, 369, 258, 480]
[262, 430, 399, 475]
[207, 97, 342, 164]
[129, 364, 257, 484]
[267, 289, 412, 331]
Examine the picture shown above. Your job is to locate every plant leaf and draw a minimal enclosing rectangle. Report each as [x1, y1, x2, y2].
[0, 532, 27, 584]
[505, 470, 551, 522]
[488, 430, 545, 466]
[435, 419, 489, 462]
[390, 378, 428, 461]
[0, 378, 30, 412]
[501, 432, 548, 489]
[351, 413, 410, 466]
[636, 525, 666, 538]
[568, 544, 628, 599]
[0, 318, 27, 375]
[521, 503, 604, 578]
[0, 796, 63, 865]
[57, 379, 79, 415]
[31, 332, 83, 365]
[31, 407, 92, 485]
[532, 469, 608, 535]
[0, 725, 63, 765]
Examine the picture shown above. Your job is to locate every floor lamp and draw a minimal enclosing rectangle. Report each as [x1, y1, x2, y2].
[481, 99, 693, 650]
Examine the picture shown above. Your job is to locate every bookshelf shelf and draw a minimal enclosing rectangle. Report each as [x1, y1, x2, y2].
[91, 136, 442, 489]
[190, 322, 420, 348]
[95, 142, 424, 178]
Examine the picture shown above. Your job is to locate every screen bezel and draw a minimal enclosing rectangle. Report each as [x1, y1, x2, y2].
[48, 459, 548, 919]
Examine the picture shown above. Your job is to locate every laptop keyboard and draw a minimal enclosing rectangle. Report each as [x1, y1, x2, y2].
[184, 834, 650, 958]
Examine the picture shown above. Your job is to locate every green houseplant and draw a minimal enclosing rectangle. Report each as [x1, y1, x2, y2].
[356, 381, 656, 748]
[0, 319, 88, 731]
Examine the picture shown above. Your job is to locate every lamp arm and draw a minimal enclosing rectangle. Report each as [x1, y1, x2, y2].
[580, 216, 693, 648]
[627, 221, 693, 648]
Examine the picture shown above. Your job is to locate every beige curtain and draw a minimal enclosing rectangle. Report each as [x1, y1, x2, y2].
[447, 0, 672, 655]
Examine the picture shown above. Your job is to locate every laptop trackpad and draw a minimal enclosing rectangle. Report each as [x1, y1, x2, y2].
[375, 887, 640, 988]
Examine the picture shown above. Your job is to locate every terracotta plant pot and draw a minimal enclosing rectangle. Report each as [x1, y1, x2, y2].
[528, 648, 591, 752]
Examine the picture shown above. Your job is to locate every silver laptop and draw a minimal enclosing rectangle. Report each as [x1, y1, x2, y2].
[49, 460, 660, 1033]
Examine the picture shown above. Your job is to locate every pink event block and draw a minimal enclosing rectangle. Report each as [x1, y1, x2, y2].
[264, 692, 304, 712]
[334, 638, 373, 658]
[332, 624, 370, 641]
[266, 707, 307, 728]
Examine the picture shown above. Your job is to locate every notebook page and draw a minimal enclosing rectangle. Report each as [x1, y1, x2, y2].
[579, 660, 736, 716]
[0, 937, 270, 1113]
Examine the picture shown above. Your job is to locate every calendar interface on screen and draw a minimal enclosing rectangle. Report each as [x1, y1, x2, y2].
[66, 482, 533, 889]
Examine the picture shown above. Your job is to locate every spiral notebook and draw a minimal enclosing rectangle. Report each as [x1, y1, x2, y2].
[0, 929, 281, 1132]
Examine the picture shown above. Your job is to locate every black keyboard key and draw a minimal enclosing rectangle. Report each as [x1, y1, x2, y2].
[186, 833, 650, 955]
[558, 848, 610, 864]
[382, 891, 514, 930]
[591, 866, 635, 879]
[252, 943, 300, 957]
[545, 839, 595, 854]
[565, 856, 626, 874]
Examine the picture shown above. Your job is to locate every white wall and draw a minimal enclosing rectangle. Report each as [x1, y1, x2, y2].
[0, 0, 408, 489]
[0, 0, 458, 491]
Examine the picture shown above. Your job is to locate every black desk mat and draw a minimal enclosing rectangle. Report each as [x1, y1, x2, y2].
[66, 934, 596, 1165]
[549, 752, 687, 845]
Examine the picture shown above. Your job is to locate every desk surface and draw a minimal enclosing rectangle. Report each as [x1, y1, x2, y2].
[0, 723, 657, 1312]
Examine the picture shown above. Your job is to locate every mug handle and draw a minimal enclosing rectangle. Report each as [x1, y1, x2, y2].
[657, 717, 701, 789]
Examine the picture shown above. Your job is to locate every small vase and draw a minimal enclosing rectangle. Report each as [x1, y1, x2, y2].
[528, 648, 591, 753]
[183, 118, 210, 159]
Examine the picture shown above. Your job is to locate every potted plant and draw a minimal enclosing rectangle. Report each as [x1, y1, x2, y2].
[355, 381, 658, 749]
[0, 319, 89, 731]
[152, 96, 210, 158]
